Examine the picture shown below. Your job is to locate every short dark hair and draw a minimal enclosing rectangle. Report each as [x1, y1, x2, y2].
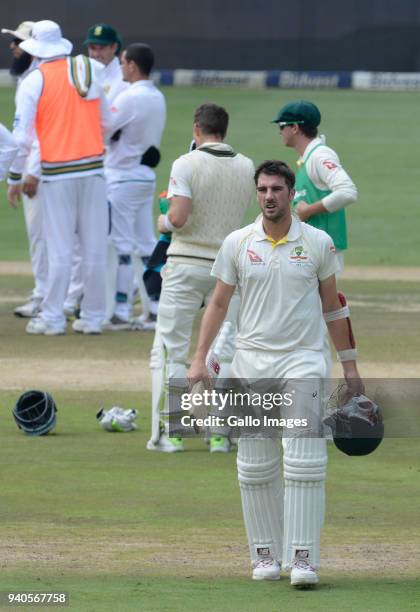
[125, 43, 154, 75]
[299, 124, 318, 139]
[193, 103, 229, 138]
[254, 160, 295, 191]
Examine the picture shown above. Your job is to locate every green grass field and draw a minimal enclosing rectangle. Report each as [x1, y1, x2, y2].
[0, 86, 420, 611]
[0, 85, 419, 264]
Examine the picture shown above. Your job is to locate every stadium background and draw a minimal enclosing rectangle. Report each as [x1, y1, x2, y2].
[1, 0, 420, 70]
[0, 5, 420, 611]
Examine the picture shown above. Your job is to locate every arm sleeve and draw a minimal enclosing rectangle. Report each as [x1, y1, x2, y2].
[25, 139, 41, 179]
[309, 147, 358, 213]
[107, 92, 135, 136]
[8, 70, 43, 181]
[317, 233, 340, 281]
[0, 123, 18, 180]
[167, 155, 193, 199]
[98, 86, 113, 140]
[211, 233, 238, 287]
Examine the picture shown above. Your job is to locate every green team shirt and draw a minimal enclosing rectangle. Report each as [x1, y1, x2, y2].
[293, 144, 347, 251]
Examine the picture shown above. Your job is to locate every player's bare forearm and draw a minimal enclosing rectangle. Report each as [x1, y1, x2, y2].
[320, 274, 364, 391]
[295, 200, 327, 221]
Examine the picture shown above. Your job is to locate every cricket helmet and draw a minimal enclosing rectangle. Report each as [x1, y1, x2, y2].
[324, 386, 384, 456]
[13, 390, 57, 436]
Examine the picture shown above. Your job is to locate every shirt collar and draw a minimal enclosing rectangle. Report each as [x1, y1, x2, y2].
[254, 215, 302, 244]
[130, 79, 153, 89]
[197, 142, 233, 152]
[298, 136, 323, 165]
[104, 56, 120, 75]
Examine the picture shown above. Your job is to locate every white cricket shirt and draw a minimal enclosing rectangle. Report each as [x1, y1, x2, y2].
[298, 137, 357, 213]
[212, 216, 338, 352]
[166, 142, 255, 263]
[100, 56, 128, 103]
[0, 123, 17, 180]
[105, 80, 166, 185]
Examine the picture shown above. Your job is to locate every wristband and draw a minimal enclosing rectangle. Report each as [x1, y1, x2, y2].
[163, 214, 176, 233]
[337, 349, 357, 362]
[8, 171, 22, 184]
[324, 305, 350, 323]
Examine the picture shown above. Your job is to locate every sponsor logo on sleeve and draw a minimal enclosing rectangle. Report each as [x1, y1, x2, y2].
[322, 160, 338, 170]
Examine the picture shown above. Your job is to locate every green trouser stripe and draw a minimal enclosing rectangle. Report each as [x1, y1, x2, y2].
[42, 161, 103, 175]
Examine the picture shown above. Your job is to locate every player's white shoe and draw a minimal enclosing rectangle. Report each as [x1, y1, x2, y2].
[131, 313, 157, 331]
[14, 296, 42, 318]
[209, 436, 231, 453]
[72, 319, 102, 335]
[146, 432, 184, 453]
[290, 559, 319, 587]
[26, 317, 66, 336]
[252, 557, 281, 581]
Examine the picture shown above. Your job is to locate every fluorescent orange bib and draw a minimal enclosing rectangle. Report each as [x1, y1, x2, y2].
[36, 59, 104, 163]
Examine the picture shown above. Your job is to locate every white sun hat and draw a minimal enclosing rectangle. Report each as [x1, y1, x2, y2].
[19, 20, 72, 58]
[1, 21, 35, 41]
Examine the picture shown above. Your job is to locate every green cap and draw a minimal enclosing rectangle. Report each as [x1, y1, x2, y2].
[84, 23, 122, 52]
[271, 100, 321, 129]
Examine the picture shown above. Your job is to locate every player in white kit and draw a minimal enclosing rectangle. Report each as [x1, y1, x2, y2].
[188, 160, 363, 586]
[104, 43, 166, 329]
[7, 20, 111, 335]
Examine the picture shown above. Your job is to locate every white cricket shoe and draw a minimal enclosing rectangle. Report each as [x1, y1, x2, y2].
[209, 436, 231, 453]
[26, 317, 66, 336]
[131, 313, 157, 332]
[146, 432, 184, 453]
[252, 557, 281, 581]
[72, 319, 102, 335]
[290, 559, 319, 587]
[14, 296, 42, 318]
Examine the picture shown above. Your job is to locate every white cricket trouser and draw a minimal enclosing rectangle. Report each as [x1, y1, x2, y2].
[40, 175, 108, 329]
[231, 348, 328, 571]
[65, 236, 84, 310]
[109, 180, 157, 320]
[150, 260, 238, 436]
[22, 191, 48, 300]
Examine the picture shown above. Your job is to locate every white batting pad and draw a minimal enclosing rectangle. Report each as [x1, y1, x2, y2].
[237, 437, 283, 565]
[282, 437, 327, 570]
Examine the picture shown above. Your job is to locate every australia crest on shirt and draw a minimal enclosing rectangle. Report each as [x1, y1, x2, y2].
[288, 244, 310, 266]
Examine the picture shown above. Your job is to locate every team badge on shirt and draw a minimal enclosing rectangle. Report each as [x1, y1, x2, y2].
[246, 249, 264, 265]
[289, 245, 310, 265]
